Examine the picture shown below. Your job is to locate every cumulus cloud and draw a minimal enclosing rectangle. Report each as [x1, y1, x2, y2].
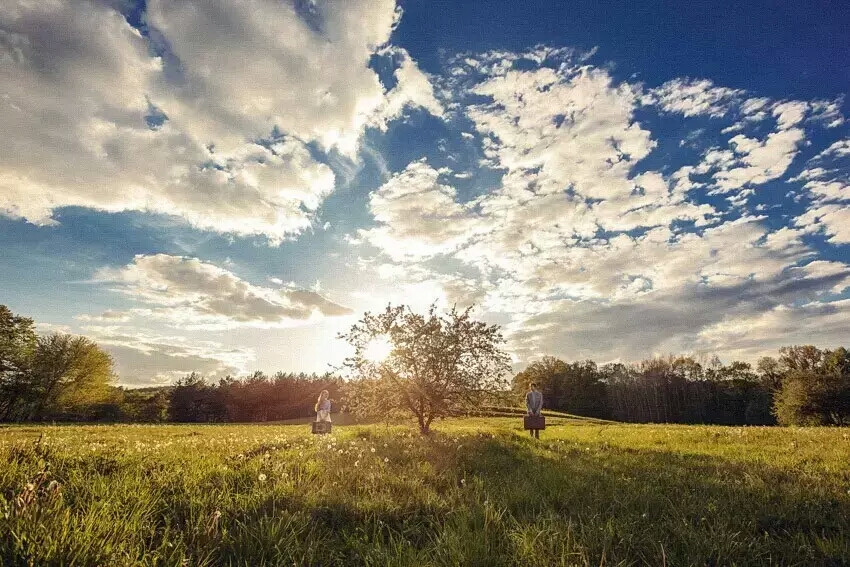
[0, 0, 440, 242]
[358, 48, 850, 364]
[360, 160, 485, 259]
[644, 78, 745, 118]
[791, 137, 850, 243]
[796, 205, 850, 244]
[93, 254, 352, 329]
[706, 127, 806, 194]
[369, 47, 445, 130]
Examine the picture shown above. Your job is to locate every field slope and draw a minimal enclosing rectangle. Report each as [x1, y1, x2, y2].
[1, 418, 848, 566]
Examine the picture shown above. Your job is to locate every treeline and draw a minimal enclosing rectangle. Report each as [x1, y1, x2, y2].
[1, 304, 341, 423]
[3, 304, 849, 426]
[513, 346, 850, 426]
[166, 372, 342, 422]
[82, 372, 343, 423]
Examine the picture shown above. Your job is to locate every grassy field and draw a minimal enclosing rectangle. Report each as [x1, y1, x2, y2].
[1, 417, 848, 566]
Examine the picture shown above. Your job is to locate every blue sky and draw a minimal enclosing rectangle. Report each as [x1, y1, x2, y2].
[1, 0, 848, 385]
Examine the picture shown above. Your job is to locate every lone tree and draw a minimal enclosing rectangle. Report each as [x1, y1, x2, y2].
[340, 304, 511, 435]
[773, 346, 850, 426]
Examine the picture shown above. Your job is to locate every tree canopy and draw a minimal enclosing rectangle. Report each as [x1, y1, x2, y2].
[1, 305, 115, 421]
[340, 304, 511, 434]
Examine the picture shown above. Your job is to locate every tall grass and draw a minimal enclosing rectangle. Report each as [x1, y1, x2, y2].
[1, 418, 848, 566]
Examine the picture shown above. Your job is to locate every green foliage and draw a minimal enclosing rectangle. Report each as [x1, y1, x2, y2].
[1, 306, 115, 421]
[119, 388, 171, 422]
[0, 305, 38, 421]
[28, 333, 115, 420]
[341, 304, 512, 434]
[0, 420, 847, 566]
[0, 305, 36, 374]
[773, 346, 850, 426]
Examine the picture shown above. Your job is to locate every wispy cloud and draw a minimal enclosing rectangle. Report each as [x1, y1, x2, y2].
[91, 254, 352, 329]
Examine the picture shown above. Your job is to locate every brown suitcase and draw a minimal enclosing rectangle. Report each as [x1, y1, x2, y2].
[311, 421, 332, 435]
[524, 415, 545, 430]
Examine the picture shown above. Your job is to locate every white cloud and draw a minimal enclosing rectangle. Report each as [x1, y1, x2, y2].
[708, 127, 805, 194]
[0, 0, 440, 242]
[92, 254, 352, 329]
[361, 49, 850, 365]
[796, 204, 850, 244]
[644, 78, 745, 118]
[360, 159, 485, 260]
[772, 101, 808, 129]
[790, 137, 850, 242]
[369, 46, 444, 130]
[813, 138, 850, 160]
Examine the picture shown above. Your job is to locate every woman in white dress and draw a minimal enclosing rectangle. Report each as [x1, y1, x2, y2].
[315, 390, 332, 422]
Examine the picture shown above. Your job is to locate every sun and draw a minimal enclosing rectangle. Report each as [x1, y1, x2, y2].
[363, 336, 393, 364]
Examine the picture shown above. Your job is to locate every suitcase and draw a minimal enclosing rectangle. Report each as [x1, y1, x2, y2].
[524, 415, 545, 430]
[311, 421, 332, 435]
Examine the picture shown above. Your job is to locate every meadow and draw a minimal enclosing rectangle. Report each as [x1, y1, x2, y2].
[1, 416, 848, 566]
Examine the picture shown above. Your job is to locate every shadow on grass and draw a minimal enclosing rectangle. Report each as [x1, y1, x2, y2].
[211, 431, 849, 566]
[3, 428, 847, 567]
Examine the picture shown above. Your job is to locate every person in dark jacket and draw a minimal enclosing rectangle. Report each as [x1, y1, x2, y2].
[525, 382, 543, 439]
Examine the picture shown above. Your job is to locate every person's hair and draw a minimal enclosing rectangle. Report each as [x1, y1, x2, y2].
[315, 390, 329, 412]
[530, 382, 538, 388]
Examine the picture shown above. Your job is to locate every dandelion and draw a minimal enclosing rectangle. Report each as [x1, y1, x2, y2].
[258, 473, 267, 482]
[460, 478, 466, 485]
[371, 447, 376, 453]
[384, 457, 389, 463]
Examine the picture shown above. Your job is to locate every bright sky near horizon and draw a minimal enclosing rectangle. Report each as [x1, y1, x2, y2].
[1, 0, 849, 386]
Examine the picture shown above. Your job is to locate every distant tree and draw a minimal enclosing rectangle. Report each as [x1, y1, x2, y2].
[0, 305, 38, 420]
[134, 390, 170, 422]
[779, 345, 825, 373]
[716, 361, 757, 382]
[513, 356, 565, 395]
[169, 373, 224, 422]
[343, 375, 409, 427]
[26, 333, 115, 420]
[340, 304, 511, 435]
[774, 347, 850, 426]
[756, 356, 783, 391]
[513, 357, 606, 417]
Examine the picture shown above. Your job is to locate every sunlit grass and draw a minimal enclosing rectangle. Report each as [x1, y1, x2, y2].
[1, 418, 848, 566]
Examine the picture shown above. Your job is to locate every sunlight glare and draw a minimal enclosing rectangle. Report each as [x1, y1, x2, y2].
[363, 337, 393, 363]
